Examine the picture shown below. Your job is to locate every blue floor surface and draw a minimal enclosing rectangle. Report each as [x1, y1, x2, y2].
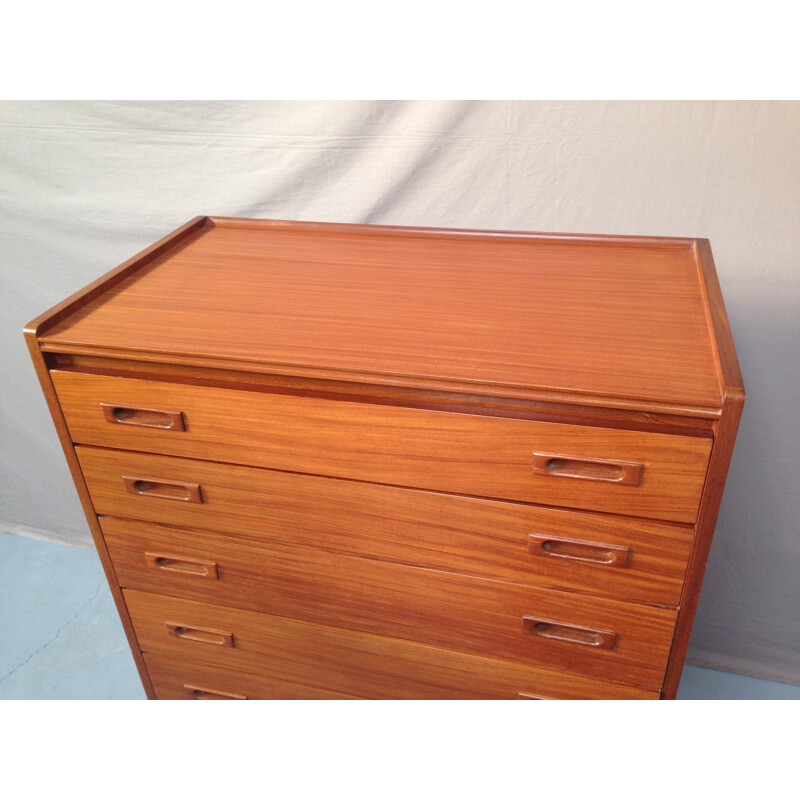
[0, 531, 145, 699]
[1, 531, 797, 700]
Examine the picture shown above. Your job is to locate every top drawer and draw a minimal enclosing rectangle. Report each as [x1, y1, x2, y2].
[52, 370, 711, 522]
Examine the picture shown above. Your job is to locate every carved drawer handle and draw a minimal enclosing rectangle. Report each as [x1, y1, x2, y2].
[145, 552, 219, 578]
[166, 622, 235, 648]
[101, 402, 185, 430]
[527, 534, 631, 567]
[183, 684, 246, 700]
[522, 616, 617, 650]
[533, 453, 643, 486]
[123, 475, 203, 503]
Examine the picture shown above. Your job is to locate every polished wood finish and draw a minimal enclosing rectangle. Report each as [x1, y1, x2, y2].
[54, 371, 711, 522]
[533, 453, 643, 486]
[182, 684, 247, 700]
[39, 219, 721, 410]
[24, 216, 210, 341]
[129, 591, 660, 700]
[144, 552, 219, 579]
[85, 451, 693, 606]
[144, 654, 361, 700]
[101, 402, 186, 431]
[25, 217, 743, 700]
[522, 616, 617, 651]
[659, 241, 746, 699]
[527, 534, 631, 568]
[101, 518, 676, 686]
[53, 353, 721, 432]
[123, 475, 203, 503]
[165, 622, 235, 648]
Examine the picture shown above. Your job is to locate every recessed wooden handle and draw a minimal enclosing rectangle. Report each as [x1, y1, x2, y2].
[123, 475, 203, 503]
[517, 692, 552, 700]
[166, 622, 235, 648]
[522, 616, 617, 650]
[533, 453, 643, 486]
[183, 684, 246, 700]
[101, 402, 185, 430]
[527, 534, 631, 567]
[145, 552, 219, 578]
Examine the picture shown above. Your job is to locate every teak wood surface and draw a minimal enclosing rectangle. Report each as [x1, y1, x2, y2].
[37, 218, 721, 410]
[54, 370, 711, 523]
[86, 451, 693, 606]
[102, 517, 677, 687]
[144, 654, 361, 700]
[24, 217, 744, 700]
[127, 590, 660, 700]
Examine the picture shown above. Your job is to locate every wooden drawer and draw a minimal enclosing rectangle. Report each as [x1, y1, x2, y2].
[113, 533, 675, 687]
[55, 370, 711, 522]
[81, 447, 692, 605]
[127, 590, 660, 699]
[144, 654, 360, 699]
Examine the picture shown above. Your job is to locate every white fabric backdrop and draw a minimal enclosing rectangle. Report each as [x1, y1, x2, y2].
[1, 100, 798, 683]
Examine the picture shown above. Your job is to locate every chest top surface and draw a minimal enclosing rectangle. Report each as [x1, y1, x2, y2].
[38, 217, 725, 410]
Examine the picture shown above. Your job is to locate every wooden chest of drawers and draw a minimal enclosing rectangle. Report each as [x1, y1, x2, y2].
[25, 216, 743, 699]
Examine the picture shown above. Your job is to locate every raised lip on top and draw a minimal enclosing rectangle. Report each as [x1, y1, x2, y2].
[25, 215, 742, 417]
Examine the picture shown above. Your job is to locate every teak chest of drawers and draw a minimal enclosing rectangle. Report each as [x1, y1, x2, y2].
[25, 216, 744, 700]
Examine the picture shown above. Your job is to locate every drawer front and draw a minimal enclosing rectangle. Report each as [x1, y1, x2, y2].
[144, 654, 360, 699]
[112, 527, 675, 687]
[82, 448, 692, 605]
[127, 591, 659, 700]
[55, 371, 711, 522]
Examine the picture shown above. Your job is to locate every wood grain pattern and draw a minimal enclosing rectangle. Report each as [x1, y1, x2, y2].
[52, 353, 722, 432]
[658, 242, 745, 698]
[80, 448, 693, 606]
[102, 517, 676, 686]
[694, 239, 745, 393]
[24, 217, 210, 339]
[57, 371, 712, 522]
[123, 475, 203, 503]
[144, 654, 362, 700]
[661, 388, 745, 698]
[38, 219, 722, 409]
[25, 218, 744, 700]
[128, 591, 660, 700]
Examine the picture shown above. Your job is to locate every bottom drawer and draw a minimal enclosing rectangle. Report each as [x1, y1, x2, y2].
[144, 654, 360, 699]
[128, 590, 659, 700]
